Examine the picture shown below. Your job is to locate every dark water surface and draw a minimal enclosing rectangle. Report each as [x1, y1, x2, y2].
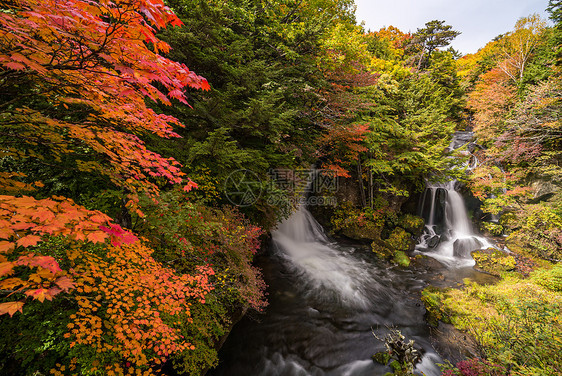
[208, 208, 458, 376]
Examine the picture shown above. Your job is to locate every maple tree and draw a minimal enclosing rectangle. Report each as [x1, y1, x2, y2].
[467, 68, 516, 144]
[57, 242, 214, 375]
[0, 195, 137, 316]
[0, 0, 209, 199]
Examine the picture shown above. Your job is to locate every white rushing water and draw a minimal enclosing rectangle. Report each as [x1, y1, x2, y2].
[271, 207, 377, 308]
[265, 206, 442, 376]
[417, 181, 494, 267]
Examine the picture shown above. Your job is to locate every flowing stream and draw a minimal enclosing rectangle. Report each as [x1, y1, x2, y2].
[209, 207, 445, 376]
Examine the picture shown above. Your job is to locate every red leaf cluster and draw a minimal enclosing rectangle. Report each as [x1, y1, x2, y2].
[0, 0, 210, 197]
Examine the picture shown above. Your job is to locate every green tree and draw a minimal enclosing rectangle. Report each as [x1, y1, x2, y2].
[548, 0, 562, 65]
[409, 20, 461, 70]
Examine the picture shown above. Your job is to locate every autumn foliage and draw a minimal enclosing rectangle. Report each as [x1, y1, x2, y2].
[0, 195, 136, 316]
[0, 0, 209, 197]
[59, 242, 214, 375]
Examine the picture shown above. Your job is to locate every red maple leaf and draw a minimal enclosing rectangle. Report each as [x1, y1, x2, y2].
[16, 254, 62, 274]
[183, 179, 198, 192]
[25, 288, 51, 302]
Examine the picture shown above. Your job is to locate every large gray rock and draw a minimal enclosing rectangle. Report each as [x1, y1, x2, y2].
[453, 237, 484, 259]
[532, 180, 557, 200]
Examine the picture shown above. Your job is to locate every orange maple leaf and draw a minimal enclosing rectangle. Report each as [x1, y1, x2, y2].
[55, 276, 75, 292]
[0, 241, 15, 253]
[25, 288, 51, 302]
[0, 261, 15, 277]
[0, 227, 15, 240]
[0, 301, 24, 317]
[89, 213, 111, 223]
[0, 277, 27, 290]
[11, 222, 36, 231]
[87, 231, 108, 244]
[31, 210, 55, 222]
[16, 234, 42, 248]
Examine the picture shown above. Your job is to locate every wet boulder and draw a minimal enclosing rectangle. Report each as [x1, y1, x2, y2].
[471, 248, 516, 276]
[453, 237, 484, 259]
[427, 235, 440, 248]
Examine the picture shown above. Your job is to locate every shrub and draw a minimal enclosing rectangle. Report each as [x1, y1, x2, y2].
[438, 276, 562, 374]
[508, 205, 562, 261]
[531, 263, 562, 292]
[440, 358, 507, 376]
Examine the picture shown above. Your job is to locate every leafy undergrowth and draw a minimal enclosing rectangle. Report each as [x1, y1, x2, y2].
[440, 358, 507, 376]
[433, 265, 562, 375]
[0, 191, 266, 375]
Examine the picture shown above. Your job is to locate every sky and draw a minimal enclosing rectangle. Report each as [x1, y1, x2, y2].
[354, 0, 552, 55]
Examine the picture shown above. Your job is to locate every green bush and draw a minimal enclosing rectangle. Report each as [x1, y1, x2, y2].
[481, 222, 504, 236]
[420, 286, 450, 327]
[439, 276, 562, 374]
[508, 205, 562, 261]
[532, 264, 562, 292]
[330, 201, 383, 240]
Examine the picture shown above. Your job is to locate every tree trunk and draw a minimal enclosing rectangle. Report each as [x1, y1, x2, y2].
[357, 156, 367, 208]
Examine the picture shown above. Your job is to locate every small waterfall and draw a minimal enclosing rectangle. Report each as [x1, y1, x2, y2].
[272, 207, 378, 308]
[417, 132, 494, 267]
[417, 181, 493, 267]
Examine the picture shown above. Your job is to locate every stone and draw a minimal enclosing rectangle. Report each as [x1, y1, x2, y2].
[471, 248, 516, 276]
[453, 237, 483, 259]
[427, 235, 440, 248]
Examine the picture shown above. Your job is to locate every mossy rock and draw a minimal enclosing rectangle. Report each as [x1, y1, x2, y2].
[393, 251, 410, 267]
[396, 214, 425, 236]
[480, 221, 504, 236]
[471, 248, 516, 276]
[373, 351, 391, 365]
[339, 221, 382, 241]
[371, 228, 413, 267]
[330, 202, 383, 241]
[371, 240, 394, 259]
[386, 228, 412, 252]
[421, 286, 451, 327]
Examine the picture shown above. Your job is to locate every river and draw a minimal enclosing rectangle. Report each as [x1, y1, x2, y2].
[208, 204, 489, 376]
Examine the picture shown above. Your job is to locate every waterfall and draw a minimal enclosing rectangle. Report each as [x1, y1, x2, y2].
[271, 207, 377, 308]
[416, 130, 495, 267]
[417, 181, 493, 267]
[263, 206, 442, 376]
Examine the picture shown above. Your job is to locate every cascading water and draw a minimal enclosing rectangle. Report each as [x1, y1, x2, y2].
[210, 206, 443, 376]
[271, 207, 375, 308]
[417, 181, 493, 267]
[417, 132, 494, 267]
